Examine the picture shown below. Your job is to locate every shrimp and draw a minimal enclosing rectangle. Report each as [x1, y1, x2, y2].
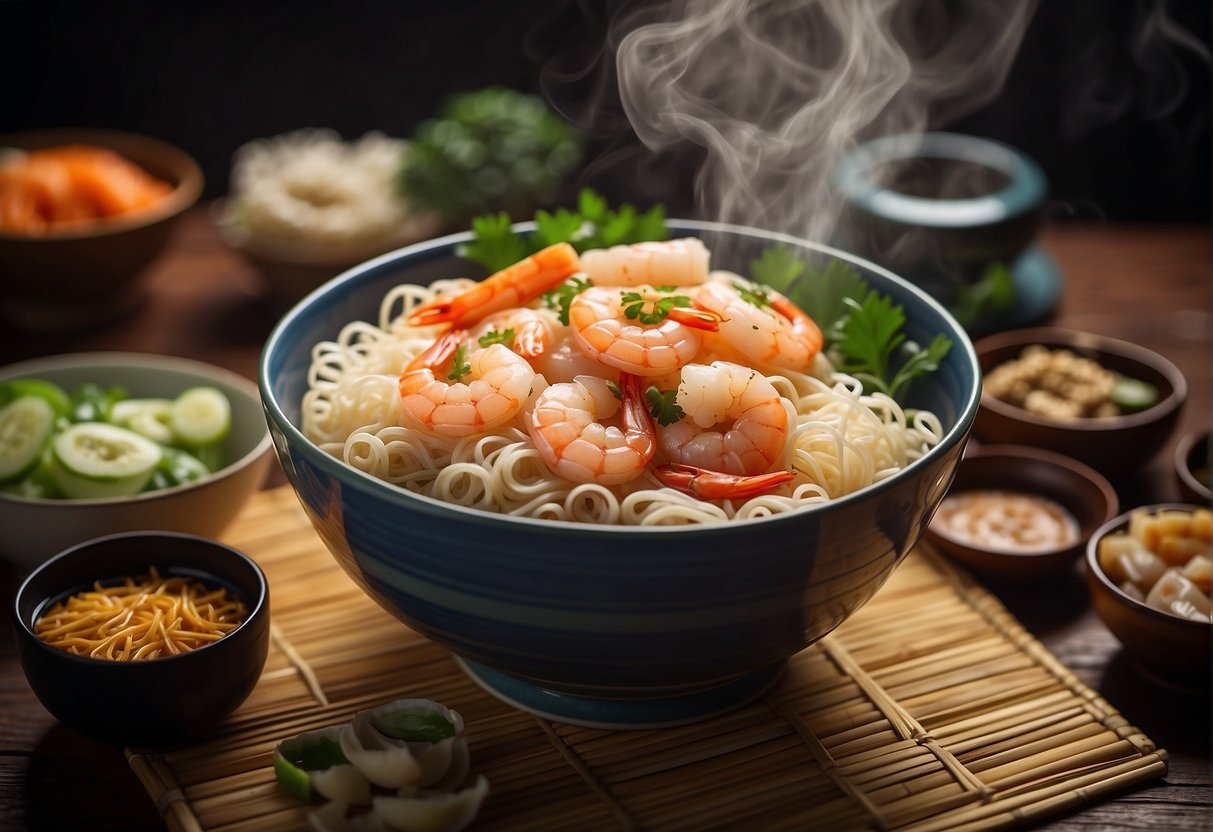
[694, 274, 823, 372]
[580, 238, 710, 287]
[398, 330, 536, 438]
[406, 242, 579, 329]
[468, 308, 554, 359]
[532, 333, 622, 386]
[655, 464, 796, 500]
[657, 361, 793, 476]
[525, 373, 655, 485]
[568, 285, 720, 378]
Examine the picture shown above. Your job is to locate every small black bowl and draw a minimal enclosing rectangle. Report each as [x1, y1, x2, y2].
[1175, 429, 1213, 505]
[12, 532, 269, 749]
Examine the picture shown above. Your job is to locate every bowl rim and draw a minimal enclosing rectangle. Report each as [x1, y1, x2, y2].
[974, 326, 1188, 431]
[833, 131, 1047, 228]
[12, 530, 269, 666]
[0, 351, 273, 507]
[1174, 429, 1213, 503]
[1085, 501, 1212, 630]
[260, 217, 982, 535]
[0, 127, 204, 242]
[927, 442, 1119, 559]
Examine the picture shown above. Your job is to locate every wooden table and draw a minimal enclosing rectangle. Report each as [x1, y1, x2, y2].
[0, 208, 1208, 830]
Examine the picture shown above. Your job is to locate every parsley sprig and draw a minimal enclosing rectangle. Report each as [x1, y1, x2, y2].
[458, 188, 668, 273]
[477, 328, 515, 348]
[751, 247, 952, 402]
[446, 345, 471, 382]
[621, 292, 692, 325]
[645, 386, 684, 426]
[543, 276, 593, 325]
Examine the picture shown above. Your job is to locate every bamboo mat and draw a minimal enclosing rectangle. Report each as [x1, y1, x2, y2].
[126, 487, 1167, 831]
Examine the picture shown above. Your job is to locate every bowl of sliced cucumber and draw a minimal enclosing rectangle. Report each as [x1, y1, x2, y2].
[0, 352, 273, 571]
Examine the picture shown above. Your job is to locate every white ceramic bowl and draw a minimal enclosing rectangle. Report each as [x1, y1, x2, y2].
[0, 352, 273, 571]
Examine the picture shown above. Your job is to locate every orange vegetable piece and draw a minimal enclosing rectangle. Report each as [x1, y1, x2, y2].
[0, 144, 172, 234]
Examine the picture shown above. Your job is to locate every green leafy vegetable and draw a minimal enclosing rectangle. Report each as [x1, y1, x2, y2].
[950, 261, 1015, 328]
[542, 276, 593, 325]
[478, 327, 515, 348]
[459, 187, 668, 273]
[371, 710, 457, 743]
[645, 386, 684, 426]
[398, 87, 583, 225]
[447, 344, 471, 382]
[831, 293, 952, 401]
[620, 292, 691, 325]
[748, 246, 807, 293]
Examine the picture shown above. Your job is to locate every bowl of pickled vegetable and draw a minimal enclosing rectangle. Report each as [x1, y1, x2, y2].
[0, 128, 204, 332]
[972, 327, 1187, 476]
[1086, 504, 1211, 687]
[0, 352, 273, 571]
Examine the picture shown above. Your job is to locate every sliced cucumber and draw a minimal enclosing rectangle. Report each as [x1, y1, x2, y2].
[0, 396, 56, 482]
[1111, 376, 1159, 414]
[170, 387, 231, 447]
[0, 378, 72, 418]
[112, 398, 176, 444]
[51, 422, 162, 499]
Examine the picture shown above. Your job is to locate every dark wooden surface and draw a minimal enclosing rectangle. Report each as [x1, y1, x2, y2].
[0, 209, 1209, 831]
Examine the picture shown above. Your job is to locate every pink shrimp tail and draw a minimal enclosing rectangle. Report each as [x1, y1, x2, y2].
[404, 329, 466, 375]
[769, 290, 824, 360]
[619, 373, 657, 458]
[654, 463, 794, 501]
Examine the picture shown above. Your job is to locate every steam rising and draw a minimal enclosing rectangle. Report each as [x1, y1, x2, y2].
[611, 0, 1039, 242]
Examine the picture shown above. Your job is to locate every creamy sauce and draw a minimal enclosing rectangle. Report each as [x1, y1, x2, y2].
[933, 489, 1079, 553]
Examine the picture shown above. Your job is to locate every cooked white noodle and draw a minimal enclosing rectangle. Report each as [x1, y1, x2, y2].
[302, 279, 945, 526]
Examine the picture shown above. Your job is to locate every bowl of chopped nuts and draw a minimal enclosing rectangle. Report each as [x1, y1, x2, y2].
[973, 327, 1187, 476]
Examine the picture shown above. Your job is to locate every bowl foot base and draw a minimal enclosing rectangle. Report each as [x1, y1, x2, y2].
[454, 657, 786, 729]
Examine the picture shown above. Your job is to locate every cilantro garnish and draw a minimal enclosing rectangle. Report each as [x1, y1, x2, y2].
[543, 276, 592, 325]
[447, 344, 471, 382]
[621, 292, 691, 325]
[732, 281, 773, 309]
[831, 293, 952, 401]
[458, 188, 668, 273]
[478, 328, 515, 348]
[645, 386, 684, 426]
[748, 245, 807, 292]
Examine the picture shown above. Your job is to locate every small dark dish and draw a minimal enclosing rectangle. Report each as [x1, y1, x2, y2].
[1086, 504, 1210, 688]
[12, 531, 269, 748]
[1174, 429, 1212, 504]
[973, 327, 1187, 476]
[927, 444, 1118, 582]
[0, 128, 203, 332]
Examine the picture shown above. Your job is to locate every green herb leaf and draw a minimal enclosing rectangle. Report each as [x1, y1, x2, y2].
[605, 380, 622, 399]
[832, 293, 907, 395]
[532, 208, 585, 249]
[950, 261, 1016, 327]
[645, 386, 684, 426]
[748, 245, 806, 293]
[447, 344, 471, 382]
[457, 211, 529, 273]
[371, 710, 457, 743]
[620, 292, 691, 325]
[733, 281, 773, 309]
[478, 327, 515, 348]
[888, 333, 953, 401]
[543, 276, 593, 325]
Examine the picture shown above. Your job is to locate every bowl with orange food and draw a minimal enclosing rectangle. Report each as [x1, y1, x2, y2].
[0, 127, 204, 331]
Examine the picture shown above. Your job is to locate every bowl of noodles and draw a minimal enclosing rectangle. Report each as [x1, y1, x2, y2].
[260, 220, 981, 727]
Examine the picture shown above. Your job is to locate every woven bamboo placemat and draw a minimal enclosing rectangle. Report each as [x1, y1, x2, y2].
[126, 487, 1167, 831]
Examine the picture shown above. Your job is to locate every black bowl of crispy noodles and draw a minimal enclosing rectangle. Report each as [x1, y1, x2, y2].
[13, 531, 269, 748]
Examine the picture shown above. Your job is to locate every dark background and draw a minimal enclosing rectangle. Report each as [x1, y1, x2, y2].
[1, 0, 1209, 223]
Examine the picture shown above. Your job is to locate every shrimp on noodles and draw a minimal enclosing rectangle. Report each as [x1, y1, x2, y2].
[655, 463, 795, 501]
[533, 334, 622, 385]
[568, 285, 720, 378]
[658, 361, 793, 476]
[469, 308, 555, 360]
[525, 373, 655, 485]
[399, 330, 536, 438]
[695, 274, 823, 372]
[580, 238, 710, 287]
[407, 242, 579, 329]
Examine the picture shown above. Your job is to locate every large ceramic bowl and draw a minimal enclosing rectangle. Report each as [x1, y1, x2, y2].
[260, 220, 981, 727]
[0, 352, 274, 571]
[0, 128, 204, 332]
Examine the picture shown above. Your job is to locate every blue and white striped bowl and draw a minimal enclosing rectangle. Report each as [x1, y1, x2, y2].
[260, 220, 980, 728]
